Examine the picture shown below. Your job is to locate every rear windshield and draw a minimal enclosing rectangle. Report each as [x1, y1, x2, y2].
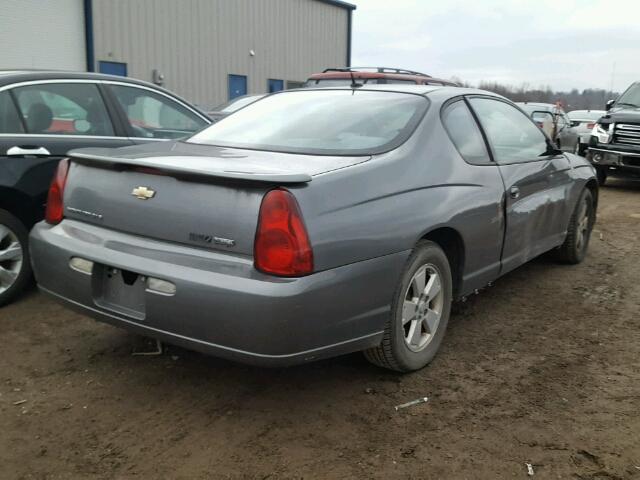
[188, 90, 429, 155]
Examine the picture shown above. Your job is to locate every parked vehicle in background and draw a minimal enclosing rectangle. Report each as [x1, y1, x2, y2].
[568, 109, 606, 156]
[206, 94, 266, 122]
[0, 71, 211, 306]
[304, 67, 459, 88]
[517, 102, 579, 153]
[30, 85, 597, 372]
[587, 81, 640, 185]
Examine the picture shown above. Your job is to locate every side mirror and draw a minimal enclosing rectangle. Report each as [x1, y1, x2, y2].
[606, 99, 615, 111]
[544, 140, 562, 156]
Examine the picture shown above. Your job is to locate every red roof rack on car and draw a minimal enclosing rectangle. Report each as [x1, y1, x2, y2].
[323, 67, 433, 78]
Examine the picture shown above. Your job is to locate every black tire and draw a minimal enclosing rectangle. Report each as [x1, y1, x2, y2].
[577, 143, 587, 156]
[364, 240, 453, 372]
[0, 209, 32, 307]
[557, 189, 595, 264]
[596, 166, 607, 186]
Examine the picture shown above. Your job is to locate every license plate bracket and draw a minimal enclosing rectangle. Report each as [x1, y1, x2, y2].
[93, 265, 146, 320]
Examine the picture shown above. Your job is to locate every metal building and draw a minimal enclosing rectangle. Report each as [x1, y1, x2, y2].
[0, 0, 355, 107]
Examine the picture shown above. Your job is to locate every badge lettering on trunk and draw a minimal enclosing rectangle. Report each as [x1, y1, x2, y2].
[131, 186, 156, 200]
[189, 233, 236, 247]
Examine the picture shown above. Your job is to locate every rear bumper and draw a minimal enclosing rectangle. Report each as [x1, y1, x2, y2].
[30, 220, 409, 366]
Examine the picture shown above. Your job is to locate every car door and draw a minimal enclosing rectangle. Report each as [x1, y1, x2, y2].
[556, 112, 579, 152]
[0, 81, 133, 224]
[468, 96, 573, 275]
[104, 83, 210, 144]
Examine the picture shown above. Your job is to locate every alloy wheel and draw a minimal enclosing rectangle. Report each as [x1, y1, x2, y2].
[0, 223, 23, 295]
[402, 264, 444, 352]
[575, 197, 591, 252]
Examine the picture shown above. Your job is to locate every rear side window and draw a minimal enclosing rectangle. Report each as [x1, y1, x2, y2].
[0, 91, 24, 133]
[189, 90, 429, 155]
[441, 100, 490, 164]
[109, 85, 207, 139]
[13, 83, 114, 136]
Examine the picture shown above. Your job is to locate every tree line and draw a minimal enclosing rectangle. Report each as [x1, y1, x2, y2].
[450, 78, 618, 112]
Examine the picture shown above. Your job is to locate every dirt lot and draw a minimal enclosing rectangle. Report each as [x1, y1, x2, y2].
[1, 180, 639, 480]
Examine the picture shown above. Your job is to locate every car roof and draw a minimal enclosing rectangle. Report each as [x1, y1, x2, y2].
[568, 109, 606, 115]
[308, 70, 458, 86]
[0, 70, 209, 117]
[517, 102, 559, 110]
[297, 84, 504, 100]
[0, 69, 169, 92]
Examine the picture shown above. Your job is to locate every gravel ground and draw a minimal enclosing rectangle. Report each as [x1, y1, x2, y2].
[1, 179, 639, 480]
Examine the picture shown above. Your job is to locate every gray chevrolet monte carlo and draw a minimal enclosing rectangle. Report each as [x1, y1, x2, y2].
[29, 85, 598, 372]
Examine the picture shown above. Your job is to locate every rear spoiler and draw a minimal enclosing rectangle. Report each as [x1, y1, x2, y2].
[68, 149, 312, 184]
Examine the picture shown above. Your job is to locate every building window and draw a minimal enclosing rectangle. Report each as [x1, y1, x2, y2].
[286, 81, 305, 90]
[98, 61, 127, 77]
[268, 79, 284, 93]
[228, 74, 247, 100]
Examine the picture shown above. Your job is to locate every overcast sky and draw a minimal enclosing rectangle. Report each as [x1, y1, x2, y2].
[351, 0, 640, 92]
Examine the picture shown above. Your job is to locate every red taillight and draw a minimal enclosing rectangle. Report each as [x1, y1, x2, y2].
[254, 189, 313, 276]
[586, 123, 595, 130]
[45, 158, 70, 225]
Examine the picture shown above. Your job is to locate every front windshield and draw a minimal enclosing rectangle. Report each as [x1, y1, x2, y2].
[188, 90, 429, 155]
[616, 83, 640, 108]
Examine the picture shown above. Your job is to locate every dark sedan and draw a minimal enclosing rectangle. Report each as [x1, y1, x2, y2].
[0, 70, 211, 306]
[30, 85, 597, 371]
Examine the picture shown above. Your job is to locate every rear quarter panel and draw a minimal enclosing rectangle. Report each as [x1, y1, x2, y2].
[292, 105, 506, 296]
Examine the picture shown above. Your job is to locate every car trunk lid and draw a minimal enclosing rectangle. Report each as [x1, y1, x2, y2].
[63, 141, 369, 255]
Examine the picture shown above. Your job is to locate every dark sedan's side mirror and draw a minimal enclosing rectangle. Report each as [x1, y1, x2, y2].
[606, 99, 615, 111]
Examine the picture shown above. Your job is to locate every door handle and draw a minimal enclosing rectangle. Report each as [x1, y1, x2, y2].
[509, 186, 520, 199]
[7, 146, 51, 156]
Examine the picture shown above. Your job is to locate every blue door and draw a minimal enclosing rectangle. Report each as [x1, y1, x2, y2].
[228, 74, 247, 100]
[98, 61, 127, 77]
[268, 79, 284, 93]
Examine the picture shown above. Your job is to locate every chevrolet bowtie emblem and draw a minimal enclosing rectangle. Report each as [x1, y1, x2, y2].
[131, 186, 156, 200]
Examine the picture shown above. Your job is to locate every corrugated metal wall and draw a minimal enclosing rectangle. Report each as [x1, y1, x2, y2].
[0, 0, 86, 71]
[91, 0, 349, 107]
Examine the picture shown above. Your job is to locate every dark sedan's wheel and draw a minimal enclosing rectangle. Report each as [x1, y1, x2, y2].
[557, 189, 595, 264]
[364, 240, 452, 372]
[596, 166, 607, 186]
[0, 209, 31, 307]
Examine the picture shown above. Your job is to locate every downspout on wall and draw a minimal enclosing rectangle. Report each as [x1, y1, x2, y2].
[84, 0, 94, 71]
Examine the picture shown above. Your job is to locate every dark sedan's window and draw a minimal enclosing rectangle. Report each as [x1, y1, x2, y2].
[13, 83, 114, 136]
[189, 90, 429, 155]
[109, 85, 207, 139]
[442, 100, 490, 164]
[469, 98, 549, 164]
[0, 91, 24, 133]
